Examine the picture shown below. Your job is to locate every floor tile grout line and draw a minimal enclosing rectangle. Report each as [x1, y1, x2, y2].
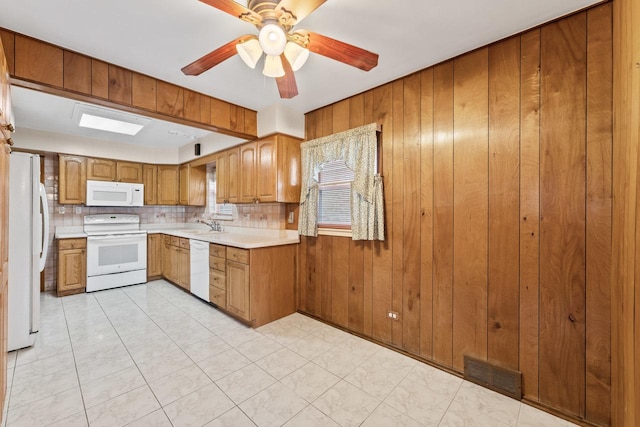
[91, 287, 178, 425]
[59, 294, 91, 427]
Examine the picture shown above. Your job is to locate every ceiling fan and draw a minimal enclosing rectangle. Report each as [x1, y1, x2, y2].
[181, 0, 379, 99]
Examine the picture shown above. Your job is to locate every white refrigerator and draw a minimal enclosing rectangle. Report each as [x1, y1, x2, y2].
[8, 152, 49, 351]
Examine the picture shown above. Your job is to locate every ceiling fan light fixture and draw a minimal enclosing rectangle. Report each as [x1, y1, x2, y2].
[236, 38, 263, 69]
[284, 41, 309, 71]
[263, 54, 285, 78]
[258, 23, 287, 56]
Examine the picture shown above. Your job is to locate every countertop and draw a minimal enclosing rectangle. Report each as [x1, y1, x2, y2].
[55, 223, 300, 249]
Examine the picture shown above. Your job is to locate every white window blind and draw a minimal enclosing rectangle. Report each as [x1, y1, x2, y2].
[317, 160, 355, 228]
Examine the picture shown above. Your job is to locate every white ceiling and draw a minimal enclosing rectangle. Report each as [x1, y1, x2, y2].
[0, 0, 601, 147]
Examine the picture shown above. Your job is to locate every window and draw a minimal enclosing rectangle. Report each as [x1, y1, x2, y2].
[317, 160, 355, 231]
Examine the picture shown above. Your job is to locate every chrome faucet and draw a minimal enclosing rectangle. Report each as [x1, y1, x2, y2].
[198, 219, 223, 232]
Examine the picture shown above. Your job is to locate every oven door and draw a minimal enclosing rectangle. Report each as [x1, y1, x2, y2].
[86, 233, 147, 277]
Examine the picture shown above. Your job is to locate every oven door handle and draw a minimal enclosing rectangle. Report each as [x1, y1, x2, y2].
[87, 234, 146, 241]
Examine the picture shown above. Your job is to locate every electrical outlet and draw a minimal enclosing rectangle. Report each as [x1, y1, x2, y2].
[387, 310, 399, 320]
[288, 211, 295, 224]
[74, 206, 82, 214]
[58, 206, 65, 214]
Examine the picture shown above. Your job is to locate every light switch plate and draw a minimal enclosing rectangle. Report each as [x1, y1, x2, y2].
[288, 211, 295, 224]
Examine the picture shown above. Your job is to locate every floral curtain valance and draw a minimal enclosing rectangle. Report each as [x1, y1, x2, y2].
[298, 123, 385, 241]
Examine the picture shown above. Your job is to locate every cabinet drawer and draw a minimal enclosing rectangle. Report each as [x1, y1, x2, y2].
[227, 247, 249, 264]
[164, 235, 172, 245]
[209, 285, 226, 309]
[209, 243, 226, 259]
[58, 238, 86, 250]
[179, 238, 190, 249]
[209, 269, 226, 288]
[170, 236, 180, 247]
[209, 256, 226, 272]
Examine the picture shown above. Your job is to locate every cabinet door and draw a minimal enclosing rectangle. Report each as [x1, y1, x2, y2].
[87, 158, 116, 181]
[147, 234, 163, 278]
[226, 260, 250, 321]
[178, 248, 190, 291]
[256, 137, 277, 202]
[179, 164, 189, 205]
[162, 243, 178, 283]
[240, 142, 257, 203]
[188, 165, 206, 206]
[116, 161, 143, 183]
[215, 151, 228, 204]
[142, 164, 158, 205]
[157, 165, 179, 205]
[57, 248, 86, 294]
[59, 155, 87, 204]
[227, 147, 240, 203]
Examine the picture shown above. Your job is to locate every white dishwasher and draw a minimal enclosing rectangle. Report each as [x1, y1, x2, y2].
[189, 239, 210, 302]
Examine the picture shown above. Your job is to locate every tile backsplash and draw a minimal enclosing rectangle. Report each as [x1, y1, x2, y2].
[43, 153, 288, 291]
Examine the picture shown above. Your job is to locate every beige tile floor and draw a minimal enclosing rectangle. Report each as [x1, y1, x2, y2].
[2, 280, 577, 427]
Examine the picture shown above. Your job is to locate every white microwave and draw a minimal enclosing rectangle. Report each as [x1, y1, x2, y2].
[86, 180, 144, 207]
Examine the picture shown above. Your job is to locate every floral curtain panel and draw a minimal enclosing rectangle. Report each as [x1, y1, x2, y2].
[298, 123, 385, 240]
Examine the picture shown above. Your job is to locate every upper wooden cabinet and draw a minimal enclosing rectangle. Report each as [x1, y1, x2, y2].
[157, 165, 179, 205]
[240, 142, 257, 203]
[216, 148, 239, 204]
[87, 158, 142, 183]
[87, 158, 116, 181]
[116, 161, 143, 183]
[216, 134, 301, 204]
[215, 151, 228, 205]
[59, 155, 87, 204]
[142, 164, 158, 205]
[179, 164, 206, 206]
[257, 134, 301, 203]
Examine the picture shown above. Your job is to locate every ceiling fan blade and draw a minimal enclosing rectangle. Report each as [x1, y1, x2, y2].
[199, 0, 262, 24]
[276, 0, 326, 25]
[276, 55, 298, 99]
[182, 35, 253, 76]
[298, 30, 379, 71]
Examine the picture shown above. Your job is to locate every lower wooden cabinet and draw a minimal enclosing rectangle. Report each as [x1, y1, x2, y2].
[226, 260, 250, 321]
[147, 234, 163, 280]
[214, 244, 296, 327]
[209, 243, 226, 309]
[57, 238, 86, 296]
[162, 235, 189, 291]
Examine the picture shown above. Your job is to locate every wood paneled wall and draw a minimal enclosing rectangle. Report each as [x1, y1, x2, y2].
[298, 5, 613, 425]
[0, 29, 257, 140]
[611, 0, 640, 425]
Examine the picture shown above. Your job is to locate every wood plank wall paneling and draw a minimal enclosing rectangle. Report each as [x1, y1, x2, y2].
[432, 61, 455, 368]
[298, 5, 613, 424]
[1, 28, 257, 139]
[539, 13, 587, 416]
[518, 28, 541, 401]
[585, 5, 613, 425]
[402, 73, 421, 354]
[452, 48, 489, 371]
[419, 68, 434, 360]
[487, 37, 520, 371]
[611, 0, 639, 424]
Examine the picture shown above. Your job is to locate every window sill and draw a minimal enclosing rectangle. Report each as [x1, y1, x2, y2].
[318, 227, 352, 238]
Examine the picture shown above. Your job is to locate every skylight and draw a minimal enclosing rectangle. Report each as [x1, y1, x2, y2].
[78, 113, 145, 136]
